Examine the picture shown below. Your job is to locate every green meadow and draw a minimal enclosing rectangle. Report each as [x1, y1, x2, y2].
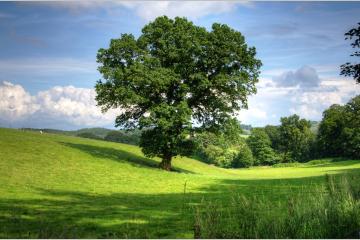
[0, 128, 359, 238]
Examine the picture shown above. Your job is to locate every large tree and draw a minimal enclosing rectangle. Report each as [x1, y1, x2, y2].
[317, 95, 360, 159]
[278, 114, 315, 162]
[340, 22, 360, 83]
[95, 16, 262, 170]
[247, 128, 278, 165]
[317, 104, 346, 157]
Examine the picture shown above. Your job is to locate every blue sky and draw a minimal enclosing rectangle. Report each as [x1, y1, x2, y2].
[0, 1, 359, 130]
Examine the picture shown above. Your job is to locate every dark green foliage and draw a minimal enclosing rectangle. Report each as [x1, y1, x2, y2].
[232, 143, 254, 168]
[318, 95, 360, 159]
[278, 115, 315, 162]
[247, 128, 279, 165]
[264, 125, 281, 151]
[193, 119, 249, 168]
[342, 95, 360, 158]
[340, 22, 360, 83]
[95, 16, 261, 170]
[77, 132, 102, 140]
[104, 130, 141, 145]
[194, 172, 360, 239]
[195, 141, 241, 168]
[317, 104, 346, 157]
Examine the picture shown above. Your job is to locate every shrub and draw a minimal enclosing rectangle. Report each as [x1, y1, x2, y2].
[215, 148, 239, 168]
[202, 145, 224, 165]
[233, 144, 254, 168]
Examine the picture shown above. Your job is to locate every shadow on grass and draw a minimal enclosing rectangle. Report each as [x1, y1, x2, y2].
[1, 168, 360, 238]
[60, 142, 194, 174]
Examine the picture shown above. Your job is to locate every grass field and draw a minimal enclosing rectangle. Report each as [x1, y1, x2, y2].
[0, 128, 359, 238]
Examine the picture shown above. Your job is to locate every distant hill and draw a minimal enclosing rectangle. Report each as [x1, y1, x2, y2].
[20, 127, 140, 145]
[72, 128, 112, 138]
[20, 127, 112, 139]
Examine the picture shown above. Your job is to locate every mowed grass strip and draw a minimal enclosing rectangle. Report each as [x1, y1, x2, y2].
[0, 128, 359, 238]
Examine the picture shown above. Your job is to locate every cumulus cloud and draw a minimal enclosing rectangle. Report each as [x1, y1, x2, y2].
[273, 65, 321, 88]
[0, 82, 39, 122]
[289, 78, 360, 119]
[0, 81, 119, 129]
[239, 66, 360, 126]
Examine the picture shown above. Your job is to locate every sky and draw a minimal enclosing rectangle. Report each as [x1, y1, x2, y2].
[0, 1, 359, 130]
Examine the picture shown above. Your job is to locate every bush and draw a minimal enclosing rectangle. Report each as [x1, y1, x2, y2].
[215, 148, 239, 168]
[202, 145, 223, 165]
[199, 145, 250, 168]
[233, 144, 254, 168]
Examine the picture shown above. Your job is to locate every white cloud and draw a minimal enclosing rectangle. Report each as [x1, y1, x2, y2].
[119, 1, 244, 21]
[0, 81, 119, 129]
[0, 82, 39, 122]
[240, 67, 360, 126]
[38, 1, 249, 21]
[238, 106, 268, 124]
[289, 77, 360, 119]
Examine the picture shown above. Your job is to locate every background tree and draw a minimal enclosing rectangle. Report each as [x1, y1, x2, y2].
[317, 104, 346, 157]
[104, 130, 141, 145]
[340, 22, 360, 83]
[264, 125, 281, 151]
[193, 119, 247, 168]
[318, 95, 360, 159]
[278, 115, 315, 162]
[247, 128, 278, 165]
[232, 143, 254, 168]
[95, 16, 261, 170]
[342, 95, 360, 158]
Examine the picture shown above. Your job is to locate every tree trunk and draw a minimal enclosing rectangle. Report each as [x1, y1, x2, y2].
[159, 154, 172, 171]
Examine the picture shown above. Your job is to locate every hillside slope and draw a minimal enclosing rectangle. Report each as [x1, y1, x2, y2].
[0, 128, 359, 238]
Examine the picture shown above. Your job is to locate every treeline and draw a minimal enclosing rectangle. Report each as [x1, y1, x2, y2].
[21, 95, 358, 167]
[193, 95, 360, 168]
[74, 129, 141, 145]
[21, 127, 141, 146]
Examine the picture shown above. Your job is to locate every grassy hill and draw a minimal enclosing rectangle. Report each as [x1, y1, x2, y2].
[0, 128, 359, 238]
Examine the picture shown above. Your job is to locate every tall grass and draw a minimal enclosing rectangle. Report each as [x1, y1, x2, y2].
[194, 172, 360, 238]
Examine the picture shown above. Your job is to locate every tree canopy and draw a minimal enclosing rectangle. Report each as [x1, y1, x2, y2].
[95, 16, 262, 170]
[247, 128, 278, 165]
[278, 115, 315, 162]
[340, 22, 360, 83]
[317, 95, 360, 159]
